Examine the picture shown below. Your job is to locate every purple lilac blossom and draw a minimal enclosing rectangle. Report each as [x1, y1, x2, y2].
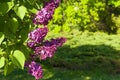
[33, 45, 57, 60]
[30, 46, 42, 59]
[28, 26, 48, 44]
[45, 37, 66, 47]
[40, 45, 56, 60]
[25, 61, 43, 80]
[31, 37, 66, 60]
[25, 0, 66, 79]
[33, 0, 61, 25]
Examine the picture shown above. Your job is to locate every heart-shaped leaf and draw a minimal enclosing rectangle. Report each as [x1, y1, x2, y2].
[14, 6, 27, 20]
[12, 50, 25, 69]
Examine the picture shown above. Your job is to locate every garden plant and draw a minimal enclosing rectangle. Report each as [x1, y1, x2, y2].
[0, 0, 66, 80]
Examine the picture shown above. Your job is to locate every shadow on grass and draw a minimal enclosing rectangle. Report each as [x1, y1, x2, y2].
[44, 44, 120, 80]
[51, 44, 120, 73]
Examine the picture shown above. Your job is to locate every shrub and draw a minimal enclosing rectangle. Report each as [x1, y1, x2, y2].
[48, 0, 120, 33]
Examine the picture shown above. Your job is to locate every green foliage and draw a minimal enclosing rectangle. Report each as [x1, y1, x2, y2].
[4, 62, 14, 76]
[0, 32, 5, 44]
[49, 0, 120, 33]
[109, 0, 120, 7]
[0, 0, 44, 75]
[0, 57, 5, 68]
[9, 17, 19, 33]
[0, 1, 14, 15]
[14, 5, 27, 20]
[112, 15, 120, 34]
[12, 50, 25, 69]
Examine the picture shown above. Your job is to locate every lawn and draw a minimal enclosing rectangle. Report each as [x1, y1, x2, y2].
[1, 30, 120, 80]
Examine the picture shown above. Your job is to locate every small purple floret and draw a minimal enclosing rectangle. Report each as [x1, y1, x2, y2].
[27, 41, 35, 48]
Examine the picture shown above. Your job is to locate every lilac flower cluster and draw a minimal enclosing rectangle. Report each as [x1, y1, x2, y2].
[26, 27, 66, 79]
[26, 28, 66, 79]
[31, 37, 66, 60]
[25, 0, 66, 80]
[34, 45, 57, 60]
[33, 0, 60, 25]
[27, 26, 48, 48]
[28, 26, 48, 43]
[25, 61, 43, 80]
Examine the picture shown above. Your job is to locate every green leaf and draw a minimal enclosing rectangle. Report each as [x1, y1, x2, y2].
[13, 50, 25, 69]
[19, 45, 29, 59]
[0, 57, 5, 68]
[14, 6, 27, 20]
[20, 28, 29, 42]
[0, 32, 5, 44]
[0, 50, 4, 55]
[8, 17, 18, 33]
[28, 8, 38, 14]
[0, 1, 14, 15]
[4, 62, 14, 76]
